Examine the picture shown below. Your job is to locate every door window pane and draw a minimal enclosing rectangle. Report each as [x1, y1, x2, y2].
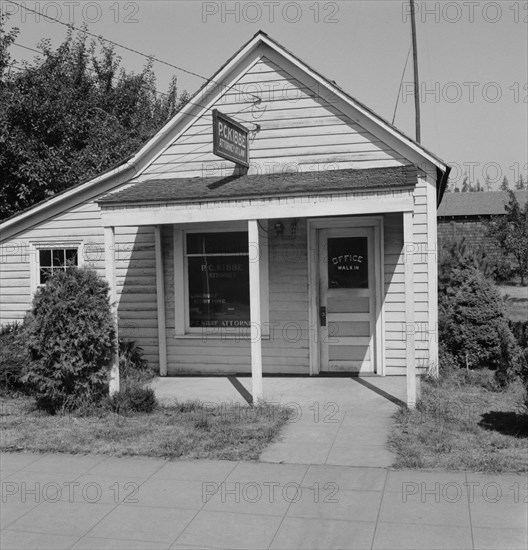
[327, 237, 368, 288]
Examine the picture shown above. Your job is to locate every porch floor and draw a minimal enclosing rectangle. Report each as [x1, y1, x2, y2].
[150, 375, 414, 468]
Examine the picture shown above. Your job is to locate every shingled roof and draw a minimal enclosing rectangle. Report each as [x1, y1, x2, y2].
[99, 166, 416, 206]
[437, 190, 527, 218]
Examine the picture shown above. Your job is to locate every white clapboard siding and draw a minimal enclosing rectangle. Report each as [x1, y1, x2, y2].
[383, 212, 405, 371]
[0, 201, 160, 368]
[0, 202, 102, 324]
[138, 57, 406, 181]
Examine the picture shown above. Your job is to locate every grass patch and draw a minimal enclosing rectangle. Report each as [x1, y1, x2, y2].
[389, 370, 528, 473]
[0, 396, 291, 461]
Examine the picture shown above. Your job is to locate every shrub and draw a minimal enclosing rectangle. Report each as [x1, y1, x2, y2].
[108, 385, 157, 413]
[487, 254, 517, 284]
[119, 338, 153, 385]
[509, 320, 528, 355]
[438, 237, 495, 284]
[461, 368, 501, 392]
[486, 190, 528, 285]
[438, 345, 459, 379]
[438, 259, 523, 385]
[0, 321, 30, 395]
[23, 268, 115, 413]
[510, 320, 528, 412]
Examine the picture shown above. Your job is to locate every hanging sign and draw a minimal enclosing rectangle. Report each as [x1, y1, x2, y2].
[212, 109, 250, 167]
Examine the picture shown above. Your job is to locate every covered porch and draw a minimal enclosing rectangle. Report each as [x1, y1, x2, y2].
[99, 167, 424, 408]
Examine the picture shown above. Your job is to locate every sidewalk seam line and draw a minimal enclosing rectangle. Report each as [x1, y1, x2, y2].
[168, 460, 241, 547]
[0, 459, 95, 531]
[370, 467, 389, 549]
[68, 457, 169, 548]
[466, 470, 476, 550]
[266, 463, 310, 549]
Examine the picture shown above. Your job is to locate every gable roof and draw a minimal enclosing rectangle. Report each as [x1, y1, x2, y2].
[437, 190, 528, 218]
[1, 30, 450, 242]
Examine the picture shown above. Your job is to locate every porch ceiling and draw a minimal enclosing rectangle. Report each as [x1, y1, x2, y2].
[98, 165, 415, 206]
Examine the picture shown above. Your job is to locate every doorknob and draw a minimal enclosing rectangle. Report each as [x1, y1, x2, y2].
[319, 306, 327, 326]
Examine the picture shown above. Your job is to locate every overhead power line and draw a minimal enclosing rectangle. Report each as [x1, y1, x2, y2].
[392, 46, 412, 125]
[8, 1, 208, 81]
[12, 42, 42, 55]
[7, 0, 261, 101]
[8, 44, 262, 118]
[6, 2, 264, 151]
[8, 45, 172, 98]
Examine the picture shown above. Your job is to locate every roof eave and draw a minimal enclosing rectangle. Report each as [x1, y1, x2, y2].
[98, 183, 416, 209]
[1, 30, 450, 236]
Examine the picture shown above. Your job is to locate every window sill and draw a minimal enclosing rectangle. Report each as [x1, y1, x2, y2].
[173, 333, 270, 340]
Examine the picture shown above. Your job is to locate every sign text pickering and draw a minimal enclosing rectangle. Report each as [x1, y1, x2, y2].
[213, 110, 249, 167]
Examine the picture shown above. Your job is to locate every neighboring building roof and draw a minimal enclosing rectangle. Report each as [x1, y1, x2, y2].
[437, 190, 528, 218]
[0, 30, 450, 243]
[98, 166, 414, 205]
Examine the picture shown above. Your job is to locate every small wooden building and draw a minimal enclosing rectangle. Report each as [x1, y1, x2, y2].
[437, 190, 527, 259]
[0, 32, 450, 406]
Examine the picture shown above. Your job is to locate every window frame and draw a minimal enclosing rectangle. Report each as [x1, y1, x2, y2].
[29, 241, 84, 294]
[173, 224, 269, 339]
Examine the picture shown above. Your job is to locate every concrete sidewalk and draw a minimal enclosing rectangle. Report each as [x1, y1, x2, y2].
[1, 452, 527, 549]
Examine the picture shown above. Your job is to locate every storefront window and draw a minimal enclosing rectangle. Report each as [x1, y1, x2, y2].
[186, 232, 250, 328]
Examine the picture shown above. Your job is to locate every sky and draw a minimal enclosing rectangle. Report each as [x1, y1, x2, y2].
[3, 0, 528, 190]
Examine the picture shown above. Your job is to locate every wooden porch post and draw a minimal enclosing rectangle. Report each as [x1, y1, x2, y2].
[154, 226, 168, 376]
[104, 225, 119, 396]
[248, 219, 263, 403]
[403, 211, 416, 408]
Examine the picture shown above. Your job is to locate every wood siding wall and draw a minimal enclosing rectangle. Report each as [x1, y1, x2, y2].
[137, 57, 406, 181]
[0, 202, 160, 367]
[0, 182, 434, 377]
[0, 55, 437, 375]
[384, 174, 432, 374]
[438, 218, 503, 260]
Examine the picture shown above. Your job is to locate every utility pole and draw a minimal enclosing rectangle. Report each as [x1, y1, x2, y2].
[410, 0, 421, 143]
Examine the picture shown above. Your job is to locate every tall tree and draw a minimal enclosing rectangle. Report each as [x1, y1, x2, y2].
[500, 176, 510, 191]
[0, 22, 188, 220]
[516, 175, 526, 190]
[461, 176, 470, 192]
[0, 12, 17, 76]
[486, 190, 528, 285]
